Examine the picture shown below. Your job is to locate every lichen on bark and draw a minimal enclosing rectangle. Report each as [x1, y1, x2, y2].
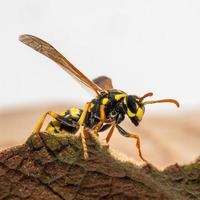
[0, 131, 199, 200]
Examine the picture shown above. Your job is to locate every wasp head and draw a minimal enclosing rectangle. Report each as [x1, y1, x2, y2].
[123, 95, 145, 126]
[123, 92, 180, 126]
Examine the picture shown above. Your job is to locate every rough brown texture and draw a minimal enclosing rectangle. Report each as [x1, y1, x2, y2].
[0, 132, 199, 200]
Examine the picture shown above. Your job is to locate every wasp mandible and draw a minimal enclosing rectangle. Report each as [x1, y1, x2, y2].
[19, 34, 180, 162]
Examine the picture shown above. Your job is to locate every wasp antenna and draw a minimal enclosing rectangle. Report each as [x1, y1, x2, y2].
[143, 99, 180, 108]
[140, 92, 154, 102]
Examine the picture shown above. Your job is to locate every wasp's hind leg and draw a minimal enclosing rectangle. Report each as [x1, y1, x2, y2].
[32, 111, 60, 134]
[32, 111, 77, 134]
[116, 124, 147, 163]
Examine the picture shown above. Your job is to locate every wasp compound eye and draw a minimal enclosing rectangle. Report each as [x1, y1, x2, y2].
[126, 95, 138, 113]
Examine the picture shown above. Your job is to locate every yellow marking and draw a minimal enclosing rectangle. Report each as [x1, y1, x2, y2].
[52, 121, 61, 127]
[70, 108, 80, 118]
[88, 103, 94, 112]
[136, 108, 144, 120]
[102, 98, 109, 105]
[115, 94, 126, 101]
[52, 118, 57, 122]
[46, 126, 55, 132]
[54, 125, 61, 132]
[127, 108, 135, 117]
[123, 96, 127, 104]
[60, 111, 66, 116]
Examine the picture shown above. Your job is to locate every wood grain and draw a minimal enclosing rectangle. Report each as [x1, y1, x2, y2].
[0, 131, 199, 200]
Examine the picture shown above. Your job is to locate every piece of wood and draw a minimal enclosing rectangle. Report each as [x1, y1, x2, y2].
[0, 131, 199, 200]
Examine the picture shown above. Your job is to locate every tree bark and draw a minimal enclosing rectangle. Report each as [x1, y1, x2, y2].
[0, 132, 199, 200]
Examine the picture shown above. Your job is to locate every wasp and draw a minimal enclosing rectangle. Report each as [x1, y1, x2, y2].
[19, 34, 180, 162]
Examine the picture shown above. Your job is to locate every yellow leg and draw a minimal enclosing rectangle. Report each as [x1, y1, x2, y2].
[94, 104, 106, 135]
[93, 121, 102, 136]
[116, 125, 147, 163]
[100, 104, 106, 121]
[79, 103, 91, 160]
[106, 123, 115, 143]
[32, 111, 59, 134]
[130, 133, 147, 163]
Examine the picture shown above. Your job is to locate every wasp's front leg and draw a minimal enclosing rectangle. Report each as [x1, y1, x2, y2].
[93, 104, 106, 136]
[116, 124, 147, 163]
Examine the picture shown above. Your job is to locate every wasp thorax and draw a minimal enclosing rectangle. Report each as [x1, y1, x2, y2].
[123, 95, 145, 126]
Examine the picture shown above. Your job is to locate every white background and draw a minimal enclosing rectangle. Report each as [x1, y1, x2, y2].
[0, 0, 200, 112]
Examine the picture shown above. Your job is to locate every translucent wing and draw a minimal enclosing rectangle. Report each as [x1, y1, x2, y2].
[93, 76, 113, 90]
[19, 34, 102, 96]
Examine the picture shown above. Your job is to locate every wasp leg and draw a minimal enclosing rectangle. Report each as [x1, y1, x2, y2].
[99, 124, 112, 132]
[116, 124, 147, 163]
[32, 111, 60, 134]
[93, 104, 106, 136]
[79, 103, 91, 160]
[101, 123, 115, 149]
[106, 123, 115, 143]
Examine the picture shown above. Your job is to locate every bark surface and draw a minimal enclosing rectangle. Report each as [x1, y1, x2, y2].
[0, 132, 199, 200]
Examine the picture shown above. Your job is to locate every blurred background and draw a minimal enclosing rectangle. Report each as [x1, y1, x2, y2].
[0, 0, 200, 168]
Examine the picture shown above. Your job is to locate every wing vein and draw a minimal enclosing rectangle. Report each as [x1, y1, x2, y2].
[19, 34, 102, 96]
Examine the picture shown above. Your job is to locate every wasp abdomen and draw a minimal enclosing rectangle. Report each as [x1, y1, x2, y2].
[46, 108, 82, 134]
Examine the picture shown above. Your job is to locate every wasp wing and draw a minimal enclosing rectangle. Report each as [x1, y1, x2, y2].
[19, 34, 102, 96]
[93, 76, 113, 90]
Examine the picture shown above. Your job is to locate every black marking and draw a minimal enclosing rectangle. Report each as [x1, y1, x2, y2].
[116, 124, 130, 137]
[99, 123, 112, 132]
[126, 95, 138, 113]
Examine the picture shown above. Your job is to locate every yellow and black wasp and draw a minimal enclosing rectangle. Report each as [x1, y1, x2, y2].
[19, 34, 180, 162]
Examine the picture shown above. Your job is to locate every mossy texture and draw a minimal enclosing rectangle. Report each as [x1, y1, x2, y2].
[0, 131, 199, 200]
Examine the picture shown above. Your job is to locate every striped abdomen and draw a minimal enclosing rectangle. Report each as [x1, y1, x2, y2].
[46, 108, 82, 134]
